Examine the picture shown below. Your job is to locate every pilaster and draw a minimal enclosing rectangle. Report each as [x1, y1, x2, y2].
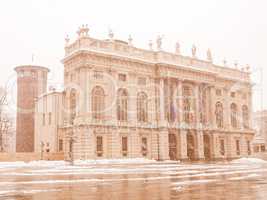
[195, 130, 205, 160]
[178, 129, 188, 160]
[158, 129, 170, 160]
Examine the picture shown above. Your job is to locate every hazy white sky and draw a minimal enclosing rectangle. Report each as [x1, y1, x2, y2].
[0, 0, 266, 111]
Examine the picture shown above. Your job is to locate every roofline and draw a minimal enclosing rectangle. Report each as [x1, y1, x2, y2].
[14, 65, 50, 73]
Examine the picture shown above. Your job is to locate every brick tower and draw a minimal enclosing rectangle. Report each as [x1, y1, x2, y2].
[15, 65, 49, 152]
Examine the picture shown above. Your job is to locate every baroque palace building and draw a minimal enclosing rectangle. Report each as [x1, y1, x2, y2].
[34, 25, 255, 161]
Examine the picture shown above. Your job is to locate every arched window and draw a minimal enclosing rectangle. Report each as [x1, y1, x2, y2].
[215, 102, 224, 128]
[137, 92, 148, 122]
[242, 105, 249, 129]
[92, 86, 105, 120]
[117, 89, 128, 121]
[70, 89, 76, 124]
[183, 86, 194, 124]
[231, 103, 238, 128]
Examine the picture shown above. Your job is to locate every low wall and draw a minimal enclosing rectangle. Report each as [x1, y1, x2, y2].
[0, 152, 64, 162]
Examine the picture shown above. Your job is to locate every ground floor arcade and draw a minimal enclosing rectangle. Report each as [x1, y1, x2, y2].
[60, 126, 254, 161]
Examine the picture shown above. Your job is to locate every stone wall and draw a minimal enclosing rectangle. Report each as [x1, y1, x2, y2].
[0, 152, 64, 162]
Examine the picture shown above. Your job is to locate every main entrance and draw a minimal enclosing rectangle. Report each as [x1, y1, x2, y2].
[168, 134, 177, 160]
[203, 134, 211, 160]
[187, 133, 195, 160]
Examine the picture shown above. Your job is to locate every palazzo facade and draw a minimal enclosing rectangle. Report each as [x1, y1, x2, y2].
[35, 26, 255, 161]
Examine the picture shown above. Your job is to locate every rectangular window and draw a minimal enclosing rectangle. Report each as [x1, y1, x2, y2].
[141, 137, 148, 157]
[59, 139, 63, 152]
[96, 136, 103, 157]
[118, 73, 126, 82]
[236, 140, 240, 155]
[231, 92, 236, 98]
[138, 77, 146, 85]
[216, 89, 222, 96]
[93, 71, 103, 79]
[49, 112, 52, 125]
[247, 140, 251, 155]
[261, 145, 266, 152]
[220, 139, 225, 156]
[42, 113, 45, 126]
[122, 136, 128, 156]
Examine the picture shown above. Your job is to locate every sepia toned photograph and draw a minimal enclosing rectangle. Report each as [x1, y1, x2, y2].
[0, 0, 266, 199]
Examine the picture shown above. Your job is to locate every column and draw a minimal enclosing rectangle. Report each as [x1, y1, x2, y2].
[178, 129, 188, 160]
[158, 129, 170, 160]
[194, 84, 202, 128]
[223, 88, 230, 129]
[195, 130, 205, 160]
[171, 80, 178, 124]
[177, 80, 183, 127]
[108, 70, 117, 125]
[159, 78, 166, 127]
[209, 86, 216, 129]
[194, 83, 205, 160]
[211, 133, 220, 159]
[78, 67, 87, 116]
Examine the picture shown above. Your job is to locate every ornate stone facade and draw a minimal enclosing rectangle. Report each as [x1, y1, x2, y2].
[35, 26, 255, 160]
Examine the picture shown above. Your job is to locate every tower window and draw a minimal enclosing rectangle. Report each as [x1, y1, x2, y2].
[118, 74, 127, 82]
[231, 92, 236, 98]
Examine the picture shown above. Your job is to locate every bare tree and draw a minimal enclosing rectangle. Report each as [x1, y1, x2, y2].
[0, 87, 12, 152]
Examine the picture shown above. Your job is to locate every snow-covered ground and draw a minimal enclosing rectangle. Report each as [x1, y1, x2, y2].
[0, 157, 265, 168]
[0, 157, 267, 199]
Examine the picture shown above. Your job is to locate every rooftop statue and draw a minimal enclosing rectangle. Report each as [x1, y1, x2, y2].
[128, 35, 133, 46]
[149, 40, 153, 50]
[192, 44, 197, 57]
[108, 29, 114, 40]
[65, 35, 70, 46]
[207, 48, 212, 62]
[175, 42, 180, 54]
[156, 35, 163, 50]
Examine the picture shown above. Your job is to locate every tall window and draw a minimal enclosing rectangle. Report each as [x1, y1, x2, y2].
[215, 102, 224, 128]
[231, 103, 238, 128]
[236, 139, 240, 155]
[247, 140, 251, 155]
[137, 92, 148, 122]
[220, 139, 225, 156]
[183, 86, 194, 124]
[59, 139, 63, 152]
[122, 136, 128, 157]
[242, 105, 249, 129]
[70, 89, 76, 124]
[92, 86, 105, 120]
[117, 89, 128, 121]
[96, 136, 103, 157]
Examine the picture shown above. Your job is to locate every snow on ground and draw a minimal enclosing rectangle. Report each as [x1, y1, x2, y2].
[0, 158, 180, 168]
[231, 158, 267, 165]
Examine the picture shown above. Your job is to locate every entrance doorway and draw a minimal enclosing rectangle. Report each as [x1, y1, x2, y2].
[203, 134, 211, 160]
[168, 134, 177, 160]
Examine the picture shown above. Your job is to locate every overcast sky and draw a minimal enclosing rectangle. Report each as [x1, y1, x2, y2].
[0, 0, 266, 112]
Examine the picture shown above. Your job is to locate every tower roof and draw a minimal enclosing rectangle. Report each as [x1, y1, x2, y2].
[14, 65, 50, 73]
